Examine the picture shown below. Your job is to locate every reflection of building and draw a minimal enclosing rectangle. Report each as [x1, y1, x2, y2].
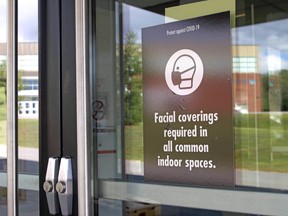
[0, 42, 38, 118]
[233, 45, 262, 113]
[1, 43, 264, 116]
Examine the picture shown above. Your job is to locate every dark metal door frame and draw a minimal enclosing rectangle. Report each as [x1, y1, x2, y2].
[39, 0, 78, 215]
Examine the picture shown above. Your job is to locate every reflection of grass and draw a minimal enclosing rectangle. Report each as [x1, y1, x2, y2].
[0, 188, 7, 199]
[125, 123, 143, 161]
[235, 113, 288, 172]
[0, 119, 38, 148]
[125, 114, 288, 173]
[0, 120, 6, 144]
[0, 87, 7, 145]
[0, 86, 38, 148]
[0, 87, 6, 121]
[18, 119, 39, 148]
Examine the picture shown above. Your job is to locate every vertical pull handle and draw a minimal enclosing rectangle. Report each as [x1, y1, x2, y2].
[43, 157, 60, 215]
[56, 157, 73, 216]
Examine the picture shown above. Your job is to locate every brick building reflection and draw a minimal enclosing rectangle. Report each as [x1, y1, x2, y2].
[233, 45, 262, 113]
[0, 43, 268, 114]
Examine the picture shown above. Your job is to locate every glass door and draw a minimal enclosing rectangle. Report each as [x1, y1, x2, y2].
[91, 0, 288, 215]
[38, 0, 79, 215]
[0, 0, 8, 214]
[2, 0, 40, 215]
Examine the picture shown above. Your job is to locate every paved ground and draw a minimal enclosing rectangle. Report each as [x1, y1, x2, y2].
[0, 155, 288, 215]
[0, 145, 288, 190]
[125, 160, 288, 190]
[0, 144, 38, 161]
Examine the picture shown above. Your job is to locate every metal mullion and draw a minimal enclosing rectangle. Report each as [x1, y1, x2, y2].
[100, 180, 288, 215]
[76, 0, 92, 215]
[39, 0, 63, 214]
[7, 0, 18, 215]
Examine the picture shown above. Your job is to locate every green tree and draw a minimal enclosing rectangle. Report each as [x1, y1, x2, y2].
[261, 70, 288, 111]
[0, 60, 24, 100]
[0, 61, 7, 120]
[261, 74, 270, 111]
[0, 61, 6, 95]
[123, 31, 143, 125]
[280, 70, 288, 111]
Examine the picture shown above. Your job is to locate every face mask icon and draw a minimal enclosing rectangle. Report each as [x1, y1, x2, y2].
[165, 49, 204, 96]
[172, 55, 196, 89]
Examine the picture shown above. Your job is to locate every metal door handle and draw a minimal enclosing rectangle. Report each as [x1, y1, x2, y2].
[43, 157, 60, 215]
[56, 157, 73, 216]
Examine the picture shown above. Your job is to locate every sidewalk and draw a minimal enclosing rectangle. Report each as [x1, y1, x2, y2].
[1, 144, 288, 191]
[125, 159, 288, 190]
[0, 144, 38, 161]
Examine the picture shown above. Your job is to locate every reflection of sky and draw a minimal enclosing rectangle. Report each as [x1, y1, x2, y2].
[1, 1, 288, 71]
[0, 0, 7, 42]
[230, 19, 288, 72]
[0, 0, 38, 43]
[123, 3, 164, 43]
[123, 4, 288, 72]
[233, 19, 288, 51]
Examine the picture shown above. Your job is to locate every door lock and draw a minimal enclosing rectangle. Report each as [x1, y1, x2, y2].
[57, 157, 73, 216]
[43, 180, 54, 193]
[43, 157, 60, 215]
[56, 181, 66, 194]
[43, 157, 73, 215]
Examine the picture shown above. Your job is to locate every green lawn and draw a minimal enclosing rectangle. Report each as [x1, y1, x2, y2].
[0, 119, 39, 148]
[235, 127, 288, 172]
[125, 113, 288, 173]
[234, 113, 288, 172]
[18, 119, 39, 148]
[0, 87, 39, 148]
[125, 123, 143, 161]
[1, 89, 288, 173]
[0, 120, 6, 144]
[0, 87, 6, 121]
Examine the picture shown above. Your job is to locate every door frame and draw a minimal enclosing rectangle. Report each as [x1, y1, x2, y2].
[75, 0, 93, 215]
[38, 0, 288, 215]
[6, 0, 18, 215]
[39, 0, 83, 215]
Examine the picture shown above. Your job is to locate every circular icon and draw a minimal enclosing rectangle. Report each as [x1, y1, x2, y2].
[165, 49, 204, 95]
[92, 100, 105, 121]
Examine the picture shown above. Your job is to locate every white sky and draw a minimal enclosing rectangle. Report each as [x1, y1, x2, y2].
[232, 19, 288, 71]
[0, 0, 7, 42]
[0, 0, 38, 43]
[0, 1, 288, 71]
[123, 3, 164, 41]
[123, 3, 288, 71]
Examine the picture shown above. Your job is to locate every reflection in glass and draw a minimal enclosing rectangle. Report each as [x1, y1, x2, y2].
[94, 0, 288, 215]
[99, 200, 256, 216]
[123, 4, 163, 177]
[0, 0, 7, 214]
[17, 0, 39, 215]
[233, 2, 288, 190]
[121, 0, 288, 191]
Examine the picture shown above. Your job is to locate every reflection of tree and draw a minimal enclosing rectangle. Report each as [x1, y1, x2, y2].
[261, 74, 269, 111]
[0, 60, 24, 101]
[280, 70, 288, 111]
[261, 70, 288, 111]
[0, 61, 6, 97]
[123, 31, 142, 125]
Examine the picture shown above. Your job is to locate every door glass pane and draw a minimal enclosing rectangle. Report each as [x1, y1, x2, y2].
[0, 0, 7, 215]
[93, 0, 288, 215]
[233, 1, 288, 190]
[17, 0, 39, 215]
[99, 199, 255, 216]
